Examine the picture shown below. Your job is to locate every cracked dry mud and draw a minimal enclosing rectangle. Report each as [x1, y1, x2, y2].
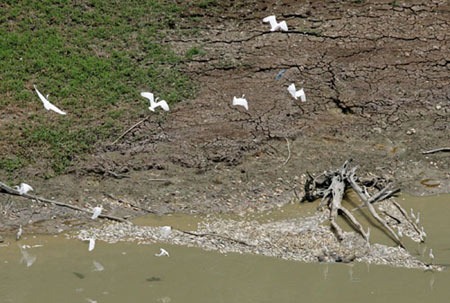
[1, 1, 449, 239]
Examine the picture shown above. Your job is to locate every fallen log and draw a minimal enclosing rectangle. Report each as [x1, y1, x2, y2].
[0, 181, 126, 222]
[302, 160, 407, 248]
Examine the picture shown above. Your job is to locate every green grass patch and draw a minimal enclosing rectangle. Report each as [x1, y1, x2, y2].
[0, 0, 195, 175]
[185, 46, 206, 60]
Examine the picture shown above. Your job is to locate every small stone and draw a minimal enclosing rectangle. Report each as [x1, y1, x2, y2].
[406, 128, 416, 135]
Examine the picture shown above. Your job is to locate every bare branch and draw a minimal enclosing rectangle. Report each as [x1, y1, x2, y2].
[0, 181, 126, 222]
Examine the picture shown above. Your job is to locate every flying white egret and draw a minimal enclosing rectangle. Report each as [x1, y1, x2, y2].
[88, 237, 96, 252]
[232, 95, 248, 110]
[263, 15, 288, 32]
[14, 183, 33, 195]
[91, 206, 103, 220]
[16, 225, 23, 240]
[160, 226, 172, 238]
[34, 85, 67, 115]
[92, 260, 104, 272]
[155, 248, 169, 257]
[288, 84, 306, 102]
[140, 92, 170, 112]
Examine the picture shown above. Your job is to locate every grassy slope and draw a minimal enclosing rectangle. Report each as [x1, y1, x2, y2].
[0, 0, 197, 177]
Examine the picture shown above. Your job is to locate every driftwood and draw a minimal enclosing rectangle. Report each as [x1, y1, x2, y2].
[302, 160, 406, 248]
[176, 229, 254, 247]
[421, 147, 450, 155]
[0, 181, 126, 222]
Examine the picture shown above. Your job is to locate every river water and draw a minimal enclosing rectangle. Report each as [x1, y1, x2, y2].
[1, 194, 449, 303]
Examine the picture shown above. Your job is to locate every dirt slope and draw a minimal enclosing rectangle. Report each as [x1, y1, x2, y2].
[1, 0, 449, 235]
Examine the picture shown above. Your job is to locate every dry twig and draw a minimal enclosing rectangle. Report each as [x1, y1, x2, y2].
[111, 115, 150, 145]
[283, 137, 291, 165]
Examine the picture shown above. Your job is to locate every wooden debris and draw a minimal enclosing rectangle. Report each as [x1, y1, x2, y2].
[421, 147, 450, 155]
[302, 160, 405, 248]
[0, 181, 126, 222]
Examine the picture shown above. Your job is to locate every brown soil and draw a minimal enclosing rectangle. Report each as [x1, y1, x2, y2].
[1, 0, 449, 236]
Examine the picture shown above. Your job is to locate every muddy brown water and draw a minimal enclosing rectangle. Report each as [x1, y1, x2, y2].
[1, 194, 449, 303]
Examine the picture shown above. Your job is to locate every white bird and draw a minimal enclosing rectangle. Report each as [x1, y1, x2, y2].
[288, 84, 306, 102]
[398, 229, 403, 237]
[232, 95, 248, 110]
[416, 212, 420, 224]
[410, 208, 416, 220]
[91, 206, 103, 220]
[160, 226, 172, 238]
[140, 92, 170, 112]
[16, 225, 23, 240]
[429, 248, 434, 261]
[263, 15, 288, 32]
[34, 85, 66, 115]
[88, 237, 96, 252]
[421, 226, 427, 238]
[14, 183, 33, 195]
[155, 248, 169, 257]
[92, 260, 104, 272]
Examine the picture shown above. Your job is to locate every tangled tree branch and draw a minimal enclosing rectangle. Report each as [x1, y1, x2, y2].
[302, 160, 406, 248]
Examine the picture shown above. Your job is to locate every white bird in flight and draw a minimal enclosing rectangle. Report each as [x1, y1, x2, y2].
[155, 248, 169, 257]
[263, 15, 288, 32]
[14, 183, 33, 195]
[34, 85, 67, 115]
[232, 95, 248, 110]
[288, 84, 306, 102]
[89, 237, 96, 252]
[140, 92, 170, 112]
[91, 206, 103, 220]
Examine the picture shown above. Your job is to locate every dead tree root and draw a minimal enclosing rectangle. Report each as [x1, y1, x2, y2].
[302, 160, 406, 248]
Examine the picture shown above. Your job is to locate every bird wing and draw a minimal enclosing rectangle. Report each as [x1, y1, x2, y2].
[296, 88, 306, 102]
[232, 97, 248, 110]
[263, 15, 277, 29]
[34, 85, 67, 115]
[156, 100, 170, 111]
[45, 100, 67, 115]
[287, 84, 297, 99]
[140, 92, 154, 104]
[89, 238, 96, 251]
[20, 183, 33, 194]
[279, 21, 288, 32]
[263, 15, 275, 23]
